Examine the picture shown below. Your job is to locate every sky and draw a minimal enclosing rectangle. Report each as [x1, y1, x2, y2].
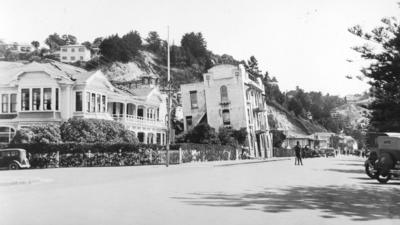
[0, 0, 399, 96]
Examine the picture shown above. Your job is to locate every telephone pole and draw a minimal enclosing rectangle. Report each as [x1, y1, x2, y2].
[166, 26, 171, 167]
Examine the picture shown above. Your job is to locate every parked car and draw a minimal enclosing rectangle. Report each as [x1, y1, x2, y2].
[371, 133, 400, 183]
[323, 148, 335, 157]
[0, 148, 30, 170]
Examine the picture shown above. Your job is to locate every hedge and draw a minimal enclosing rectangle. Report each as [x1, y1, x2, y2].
[8, 142, 180, 154]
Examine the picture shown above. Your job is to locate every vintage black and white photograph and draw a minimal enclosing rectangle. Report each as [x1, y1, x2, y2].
[0, 0, 400, 224]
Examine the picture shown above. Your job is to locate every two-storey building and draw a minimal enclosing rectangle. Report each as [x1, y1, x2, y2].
[60, 45, 91, 63]
[180, 64, 273, 158]
[0, 61, 167, 145]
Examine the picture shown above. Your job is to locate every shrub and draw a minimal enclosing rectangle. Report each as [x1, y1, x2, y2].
[11, 124, 61, 144]
[60, 118, 138, 144]
[184, 123, 220, 144]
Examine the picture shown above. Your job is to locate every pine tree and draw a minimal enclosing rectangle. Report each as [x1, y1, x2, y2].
[349, 15, 400, 131]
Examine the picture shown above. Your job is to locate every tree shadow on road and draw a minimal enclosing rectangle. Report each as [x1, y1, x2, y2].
[176, 185, 400, 221]
[324, 168, 365, 174]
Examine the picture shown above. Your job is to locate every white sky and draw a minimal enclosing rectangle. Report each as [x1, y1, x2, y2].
[0, 0, 398, 96]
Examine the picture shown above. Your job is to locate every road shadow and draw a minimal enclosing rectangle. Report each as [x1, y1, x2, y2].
[176, 185, 400, 221]
[336, 163, 363, 166]
[324, 168, 365, 174]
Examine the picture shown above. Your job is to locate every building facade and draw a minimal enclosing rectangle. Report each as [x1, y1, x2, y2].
[181, 64, 273, 158]
[0, 61, 167, 145]
[60, 45, 91, 63]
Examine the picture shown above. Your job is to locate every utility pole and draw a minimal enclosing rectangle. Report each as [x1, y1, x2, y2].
[166, 26, 171, 167]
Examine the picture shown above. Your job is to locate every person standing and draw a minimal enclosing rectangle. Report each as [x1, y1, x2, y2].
[294, 141, 303, 166]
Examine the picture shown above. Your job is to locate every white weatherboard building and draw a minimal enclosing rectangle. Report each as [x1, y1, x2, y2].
[181, 64, 273, 158]
[60, 45, 91, 63]
[0, 61, 167, 144]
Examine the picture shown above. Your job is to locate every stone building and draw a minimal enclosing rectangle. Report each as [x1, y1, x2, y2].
[180, 64, 273, 158]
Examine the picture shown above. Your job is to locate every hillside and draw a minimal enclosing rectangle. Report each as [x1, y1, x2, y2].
[267, 101, 327, 136]
[101, 50, 204, 86]
[332, 97, 371, 129]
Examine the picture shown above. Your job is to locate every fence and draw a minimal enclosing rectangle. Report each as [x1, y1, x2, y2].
[10, 142, 238, 169]
[273, 147, 295, 157]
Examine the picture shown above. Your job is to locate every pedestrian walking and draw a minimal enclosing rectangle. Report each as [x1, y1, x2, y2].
[294, 141, 303, 166]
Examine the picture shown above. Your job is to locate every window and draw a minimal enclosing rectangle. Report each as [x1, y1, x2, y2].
[186, 116, 192, 128]
[10, 94, 16, 113]
[21, 89, 29, 111]
[102, 95, 106, 112]
[190, 91, 198, 109]
[86, 92, 91, 112]
[222, 109, 230, 125]
[1, 94, 8, 113]
[61, 48, 67, 52]
[55, 88, 59, 110]
[80, 56, 84, 60]
[138, 132, 145, 143]
[91, 93, 96, 112]
[75, 92, 82, 111]
[156, 133, 161, 145]
[96, 94, 101, 112]
[0, 127, 15, 143]
[71, 56, 76, 61]
[71, 48, 75, 52]
[62, 56, 67, 60]
[112, 102, 117, 115]
[220, 85, 228, 102]
[32, 88, 41, 110]
[43, 88, 52, 110]
[79, 47, 84, 52]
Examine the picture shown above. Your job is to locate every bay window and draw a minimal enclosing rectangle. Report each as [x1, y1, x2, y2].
[32, 88, 41, 111]
[86, 92, 90, 112]
[97, 94, 101, 112]
[91, 93, 96, 112]
[21, 89, 30, 111]
[55, 88, 59, 110]
[43, 88, 52, 110]
[75, 92, 82, 112]
[102, 95, 106, 112]
[2, 94, 8, 113]
[10, 94, 16, 113]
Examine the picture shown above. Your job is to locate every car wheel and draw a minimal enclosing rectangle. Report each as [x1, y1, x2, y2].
[376, 173, 391, 184]
[9, 162, 20, 170]
[365, 163, 376, 179]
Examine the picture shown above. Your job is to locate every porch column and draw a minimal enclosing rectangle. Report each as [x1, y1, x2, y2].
[123, 102, 127, 123]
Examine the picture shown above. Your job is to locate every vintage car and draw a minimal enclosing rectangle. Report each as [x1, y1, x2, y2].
[0, 148, 30, 170]
[322, 148, 336, 158]
[371, 133, 400, 183]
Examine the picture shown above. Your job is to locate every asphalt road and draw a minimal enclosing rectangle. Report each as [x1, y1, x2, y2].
[1, 156, 399, 225]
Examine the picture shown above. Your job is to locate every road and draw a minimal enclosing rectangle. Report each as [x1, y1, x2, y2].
[1, 156, 399, 225]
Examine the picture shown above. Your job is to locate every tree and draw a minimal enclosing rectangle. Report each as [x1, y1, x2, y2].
[61, 34, 77, 45]
[145, 31, 162, 53]
[349, 14, 400, 132]
[122, 30, 142, 57]
[271, 130, 286, 148]
[81, 41, 92, 50]
[184, 123, 220, 144]
[45, 33, 66, 51]
[181, 32, 208, 66]
[99, 34, 130, 63]
[245, 56, 262, 77]
[31, 41, 40, 50]
[92, 37, 103, 48]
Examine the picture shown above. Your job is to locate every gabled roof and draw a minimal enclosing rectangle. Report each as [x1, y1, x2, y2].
[0, 61, 87, 85]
